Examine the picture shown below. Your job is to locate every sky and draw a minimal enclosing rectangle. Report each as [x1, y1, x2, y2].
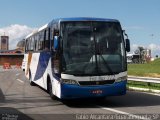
[0, 0, 160, 57]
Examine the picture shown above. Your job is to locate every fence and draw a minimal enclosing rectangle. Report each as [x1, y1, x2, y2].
[128, 76, 160, 93]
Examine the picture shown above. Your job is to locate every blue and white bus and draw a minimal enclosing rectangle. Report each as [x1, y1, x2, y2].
[24, 17, 130, 99]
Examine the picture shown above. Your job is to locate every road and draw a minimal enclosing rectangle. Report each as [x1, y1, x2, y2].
[0, 70, 160, 120]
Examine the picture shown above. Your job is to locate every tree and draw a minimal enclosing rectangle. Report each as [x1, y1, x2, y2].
[134, 46, 145, 63]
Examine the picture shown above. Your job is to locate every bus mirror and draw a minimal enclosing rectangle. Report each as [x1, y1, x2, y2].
[126, 39, 130, 52]
[54, 36, 59, 50]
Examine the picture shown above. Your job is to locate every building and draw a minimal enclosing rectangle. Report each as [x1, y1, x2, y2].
[0, 37, 24, 66]
[16, 39, 25, 51]
[143, 49, 151, 63]
[127, 48, 152, 64]
[0, 35, 9, 50]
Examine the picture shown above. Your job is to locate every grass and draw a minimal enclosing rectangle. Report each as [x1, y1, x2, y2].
[127, 58, 160, 91]
[128, 58, 160, 77]
[127, 81, 160, 90]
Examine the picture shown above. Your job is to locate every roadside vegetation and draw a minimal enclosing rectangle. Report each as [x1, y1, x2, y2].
[127, 58, 160, 91]
[127, 81, 160, 91]
[128, 58, 160, 78]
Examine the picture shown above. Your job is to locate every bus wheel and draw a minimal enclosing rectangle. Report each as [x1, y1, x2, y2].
[48, 80, 57, 100]
[29, 70, 36, 86]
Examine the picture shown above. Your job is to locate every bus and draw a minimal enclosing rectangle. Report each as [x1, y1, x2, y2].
[24, 17, 130, 99]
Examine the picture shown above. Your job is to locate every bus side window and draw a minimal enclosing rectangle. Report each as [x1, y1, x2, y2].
[51, 28, 60, 75]
[34, 34, 38, 51]
[34, 39, 37, 51]
[28, 38, 31, 51]
[44, 29, 50, 51]
[30, 37, 34, 51]
[50, 27, 54, 51]
[38, 31, 44, 51]
[25, 40, 28, 52]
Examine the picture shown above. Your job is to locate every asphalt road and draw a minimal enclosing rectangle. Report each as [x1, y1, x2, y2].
[0, 69, 160, 120]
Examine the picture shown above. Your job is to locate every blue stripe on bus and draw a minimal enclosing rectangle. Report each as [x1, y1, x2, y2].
[61, 80, 127, 99]
[53, 74, 61, 81]
[34, 52, 51, 81]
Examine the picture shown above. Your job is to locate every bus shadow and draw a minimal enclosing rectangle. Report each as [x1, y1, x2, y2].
[99, 91, 160, 108]
[62, 97, 112, 108]
[0, 107, 33, 120]
[63, 91, 160, 108]
[0, 88, 5, 102]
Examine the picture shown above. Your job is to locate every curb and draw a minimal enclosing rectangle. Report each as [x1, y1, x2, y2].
[128, 86, 160, 93]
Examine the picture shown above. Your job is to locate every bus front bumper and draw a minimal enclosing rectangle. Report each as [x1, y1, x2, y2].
[60, 80, 127, 99]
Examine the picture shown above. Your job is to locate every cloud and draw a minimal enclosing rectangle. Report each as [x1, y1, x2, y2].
[131, 44, 160, 52]
[148, 44, 160, 51]
[130, 44, 145, 52]
[131, 44, 139, 51]
[148, 44, 160, 56]
[0, 24, 36, 49]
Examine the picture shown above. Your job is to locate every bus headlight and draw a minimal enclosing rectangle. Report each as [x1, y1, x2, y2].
[61, 79, 79, 85]
[115, 76, 127, 83]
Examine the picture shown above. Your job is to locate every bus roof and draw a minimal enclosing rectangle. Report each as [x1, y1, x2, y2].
[25, 30, 38, 39]
[38, 23, 48, 32]
[25, 24, 48, 39]
[25, 17, 120, 39]
[52, 17, 119, 23]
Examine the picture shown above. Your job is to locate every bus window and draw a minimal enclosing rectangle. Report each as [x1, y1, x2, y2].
[51, 29, 60, 75]
[50, 28, 54, 51]
[30, 37, 34, 51]
[25, 40, 28, 52]
[38, 31, 44, 50]
[28, 38, 32, 51]
[44, 29, 50, 50]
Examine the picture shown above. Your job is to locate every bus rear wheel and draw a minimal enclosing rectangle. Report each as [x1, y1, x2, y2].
[48, 80, 57, 100]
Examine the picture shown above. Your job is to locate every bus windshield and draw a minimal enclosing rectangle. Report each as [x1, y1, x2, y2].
[61, 21, 126, 76]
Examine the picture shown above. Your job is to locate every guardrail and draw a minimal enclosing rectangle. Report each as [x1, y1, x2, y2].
[128, 76, 160, 84]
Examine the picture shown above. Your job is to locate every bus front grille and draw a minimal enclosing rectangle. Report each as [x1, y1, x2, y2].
[78, 80, 115, 86]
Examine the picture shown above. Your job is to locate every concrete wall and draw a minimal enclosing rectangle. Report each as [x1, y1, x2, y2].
[0, 54, 24, 65]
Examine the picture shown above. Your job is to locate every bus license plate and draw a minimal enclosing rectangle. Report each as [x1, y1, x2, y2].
[92, 90, 103, 94]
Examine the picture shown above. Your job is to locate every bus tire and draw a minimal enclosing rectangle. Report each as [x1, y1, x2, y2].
[29, 70, 36, 86]
[48, 80, 57, 100]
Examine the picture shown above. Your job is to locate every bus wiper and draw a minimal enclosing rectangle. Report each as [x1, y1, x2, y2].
[98, 52, 114, 75]
[90, 40, 100, 75]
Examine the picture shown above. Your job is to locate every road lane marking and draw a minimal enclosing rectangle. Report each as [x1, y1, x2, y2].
[16, 79, 24, 83]
[142, 92, 160, 97]
[130, 91, 160, 97]
[98, 106, 150, 120]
